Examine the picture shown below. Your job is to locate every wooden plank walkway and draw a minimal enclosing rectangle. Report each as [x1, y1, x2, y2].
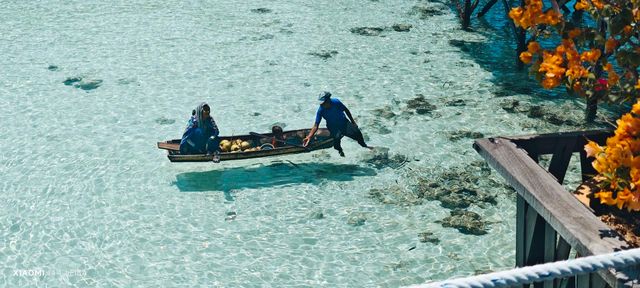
[473, 130, 640, 288]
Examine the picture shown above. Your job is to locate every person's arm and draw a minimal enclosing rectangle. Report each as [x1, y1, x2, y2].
[180, 117, 198, 148]
[209, 117, 220, 137]
[344, 108, 357, 126]
[336, 99, 357, 126]
[303, 124, 318, 147]
[303, 108, 322, 146]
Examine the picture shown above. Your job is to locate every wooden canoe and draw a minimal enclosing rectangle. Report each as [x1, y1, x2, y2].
[157, 128, 334, 162]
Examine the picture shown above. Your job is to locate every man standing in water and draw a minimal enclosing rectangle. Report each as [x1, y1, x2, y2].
[302, 91, 373, 157]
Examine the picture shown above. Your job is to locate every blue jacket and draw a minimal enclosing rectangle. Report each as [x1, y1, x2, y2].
[180, 115, 219, 153]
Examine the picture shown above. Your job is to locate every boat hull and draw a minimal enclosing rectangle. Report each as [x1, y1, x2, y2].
[157, 128, 333, 162]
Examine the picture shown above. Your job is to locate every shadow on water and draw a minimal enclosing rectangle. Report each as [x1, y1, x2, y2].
[449, 5, 628, 117]
[173, 161, 377, 193]
[446, 3, 564, 98]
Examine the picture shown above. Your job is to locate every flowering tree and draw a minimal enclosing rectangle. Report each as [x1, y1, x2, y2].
[585, 102, 640, 211]
[509, 0, 640, 121]
[509, 0, 640, 210]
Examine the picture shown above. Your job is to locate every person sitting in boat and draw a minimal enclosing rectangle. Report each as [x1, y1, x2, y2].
[271, 125, 286, 147]
[180, 102, 221, 155]
[302, 91, 373, 157]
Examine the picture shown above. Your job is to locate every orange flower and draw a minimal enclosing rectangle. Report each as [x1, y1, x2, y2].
[568, 28, 581, 39]
[575, 0, 590, 10]
[542, 10, 562, 25]
[541, 77, 561, 89]
[585, 140, 603, 157]
[609, 70, 620, 86]
[606, 135, 621, 148]
[631, 140, 640, 154]
[536, 10, 561, 25]
[627, 200, 640, 211]
[565, 65, 588, 80]
[580, 49, 601, 63]
[604, 63, 613, 72]
[565, 49, 580, 64]
[605, 38, 617, 54]
[542, 65, 565, 78]
[527, 0, 543, 11]
[508, 7, 525, 26]
[617, 188, 633, 209]
[632, 101, 640, 114]
[624, 25, 633, 35]
[527, 41, 540, 54]
[561, 39, 575, 49]
[509, 0, 562, 28]
[591, 0, 604, 10]
[628, 188, 640, 211]
[589, 99, 640, 211]
[594, 191, 618, 206]
[604, 63, 620, 85]
[592, 156, 611, 174]
[540, 51, 563, 66]
[572, 81, 583, 93]
[519, 52, 533, 64]
[615, 113, 640, 139]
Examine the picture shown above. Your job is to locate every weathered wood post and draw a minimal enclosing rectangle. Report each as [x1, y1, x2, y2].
[474, 130, 640, 287]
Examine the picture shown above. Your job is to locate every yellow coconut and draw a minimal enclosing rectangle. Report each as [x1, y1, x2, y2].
[220, 139, 231, 146]
[234, 139, 243, 146]
[240, 141, 251, 151]
[220, 141, 232, 152]
[230, 144, 241, 152]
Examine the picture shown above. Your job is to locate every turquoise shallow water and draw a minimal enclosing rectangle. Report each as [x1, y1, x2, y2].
[0, 1, 611, 287]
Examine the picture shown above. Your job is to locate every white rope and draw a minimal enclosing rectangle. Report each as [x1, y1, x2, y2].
[408, 248, 640, 288]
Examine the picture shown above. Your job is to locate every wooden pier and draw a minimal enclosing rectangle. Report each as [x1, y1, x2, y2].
[474, 130, 640, 287]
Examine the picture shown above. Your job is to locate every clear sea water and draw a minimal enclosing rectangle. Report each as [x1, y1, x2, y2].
[0, 1, 613, 287]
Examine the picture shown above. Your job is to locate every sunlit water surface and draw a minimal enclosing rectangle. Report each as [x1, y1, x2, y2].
[0, 1, 611, 287]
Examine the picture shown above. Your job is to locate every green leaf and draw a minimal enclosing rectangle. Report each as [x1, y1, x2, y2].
[608, 9, 633, 35]
[534, 71, 543, 82]
[594, 34, 605, 46]
[607, 92, 622, 103]
[601, 5, 614, 18]
[616, 50, 640, 67]
[585, 90, 594, 98]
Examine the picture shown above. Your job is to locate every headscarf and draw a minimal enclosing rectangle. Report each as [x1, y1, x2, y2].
[195, 102, 210, 133]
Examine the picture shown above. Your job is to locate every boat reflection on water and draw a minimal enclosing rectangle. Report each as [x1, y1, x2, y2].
[173, 161, 377, 193]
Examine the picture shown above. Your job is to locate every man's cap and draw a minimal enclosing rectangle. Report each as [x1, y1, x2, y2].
[318, 91, 332, 103]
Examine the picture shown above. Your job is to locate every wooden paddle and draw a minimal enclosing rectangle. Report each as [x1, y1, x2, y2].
[249, 132, 308, 150]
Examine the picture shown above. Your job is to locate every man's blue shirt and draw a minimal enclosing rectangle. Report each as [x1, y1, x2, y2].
[315, 98, 348, 131]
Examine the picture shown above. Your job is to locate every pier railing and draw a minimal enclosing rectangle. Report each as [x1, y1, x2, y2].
[415, 130, 640, 287]
[411, 248, 640, 288]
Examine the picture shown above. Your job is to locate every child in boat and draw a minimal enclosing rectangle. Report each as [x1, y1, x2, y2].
[180, 102, 221, 155]
[271, 125, 286, 147]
